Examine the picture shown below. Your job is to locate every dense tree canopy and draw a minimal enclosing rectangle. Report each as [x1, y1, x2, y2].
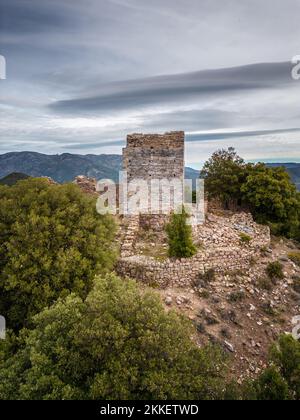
[241, 164, 300, 237]
[0, 274, 228, 400]
[200, 148, 247, 209]
[0, 178, 116, 330]
[201, 148, 300, 238]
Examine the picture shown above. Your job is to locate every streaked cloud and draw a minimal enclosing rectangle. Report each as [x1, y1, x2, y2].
[1, 0, 300, 163]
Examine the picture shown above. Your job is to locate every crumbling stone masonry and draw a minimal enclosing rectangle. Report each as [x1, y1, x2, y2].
[116, 213, 271, 288]
[123, 131, 185, 182]
[117, 247, 257, 289]
[122, 132, 185, 216]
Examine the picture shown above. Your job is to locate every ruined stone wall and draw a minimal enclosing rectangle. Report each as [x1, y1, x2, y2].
[123, 131, 185, 182]
[116, 247, 258, 289]
[116, 212, 271, 288]
[121, 131, 185, 215]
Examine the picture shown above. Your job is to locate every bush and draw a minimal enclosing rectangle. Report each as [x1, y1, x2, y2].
[266, 261, 284, 281]
[254, 366, 291, 400]
[257, 277, 273, 291]
[166, 207, 197, 259]
[292, 277, 300, 294]
[248, 335, 300, 400]
[198, 269, 216, 285]
[239, 233, 252, 245]
[0, 274, 228, 400]
[228, 290, 245, 303]
[200, 148, 247, 209]
[0, 178, 117, 330]
[269, 335, 300, 399]
[288, 252, 300, 266]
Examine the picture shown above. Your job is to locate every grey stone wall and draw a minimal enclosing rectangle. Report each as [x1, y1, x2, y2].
[117, 247, 258, 289]
[116, 212, 271, 288]
[123, 131, 185, 182]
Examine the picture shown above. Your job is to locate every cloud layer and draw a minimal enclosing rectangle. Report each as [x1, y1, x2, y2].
[1, 0, 300, 165]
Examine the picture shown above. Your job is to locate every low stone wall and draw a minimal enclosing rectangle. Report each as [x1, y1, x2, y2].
[117, 246, 261, 289]
[139, 214, 170, 232]
[117, 211, 271, 288]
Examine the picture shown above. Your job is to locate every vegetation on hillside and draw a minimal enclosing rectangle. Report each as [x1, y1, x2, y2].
[0, 178, 116, 331]
[241, 335, 300, 400]
[0, 274, 228, 400]
[0, 174, 299, 401]
[201, 148, 300, 239]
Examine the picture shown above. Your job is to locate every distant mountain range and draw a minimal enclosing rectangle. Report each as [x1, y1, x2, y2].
[0, 152, 299, 190]
[0, 152, 200, 184]
[0, 152, 123, 183]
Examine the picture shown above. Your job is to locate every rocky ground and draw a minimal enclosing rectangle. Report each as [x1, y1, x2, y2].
[119, 211, 300, 381]
[157, 236, 300, 382]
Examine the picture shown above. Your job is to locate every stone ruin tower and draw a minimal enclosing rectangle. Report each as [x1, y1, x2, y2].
[123, 131, 185, 182]
[122, 132, 185, 222]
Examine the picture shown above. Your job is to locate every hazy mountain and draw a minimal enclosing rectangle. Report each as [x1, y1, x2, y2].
[0, 152, 123, 183]
[0, 152, 200, 184]
[0, 172, 30, 186]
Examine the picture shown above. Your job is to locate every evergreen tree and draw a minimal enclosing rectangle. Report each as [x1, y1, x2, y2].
[0, 178, 117, 330]
[0, 274, 228, 400]
[200, 147, 247, 209]
[166, 207, 197, 258]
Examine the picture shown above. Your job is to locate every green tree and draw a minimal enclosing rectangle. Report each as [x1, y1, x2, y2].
[244, 335, 300, 400]
[269, 334, 300, 399]
[201, 149, 300, 238]
[166, 207, 197, 258]
[200, 148, 247, 209]
[0, 274, 228, 400]
[241, 164, 300, 237]
[253, 366, 291, 400]
[0, 178, 116, 330]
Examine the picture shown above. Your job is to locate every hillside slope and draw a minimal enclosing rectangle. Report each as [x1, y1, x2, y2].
[0, 152, 199, 184]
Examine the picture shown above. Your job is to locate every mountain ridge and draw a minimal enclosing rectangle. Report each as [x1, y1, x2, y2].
[0, 152, 300, 189]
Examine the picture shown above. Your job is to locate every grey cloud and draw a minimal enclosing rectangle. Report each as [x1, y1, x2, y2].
[49, 62, 296, 115]
[186, 128, 300, 142]
[1, 0, 300, 161]
[61, 128, 300, 152]
[0, 0, 76, 35]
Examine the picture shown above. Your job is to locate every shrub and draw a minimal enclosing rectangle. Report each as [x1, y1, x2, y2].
[269, 335, 300, 399]
[254, 366, 291, 401]
[288, 252, 300, 266]
[0, 178, 117, 330]
[166, 207, 197, 259]
[261, 301, 276, 317]
[228, 290, 245, 303]
[202, 148, 300, 238]
[257, 277, 273, 291]
[193, 269, 216, 289]
[200, 269, 216, 284]
[0, 274, 228, 400]
[266, 261, 284, 281]
[292, 277, 300, 294]
[239, 233, 252, 245]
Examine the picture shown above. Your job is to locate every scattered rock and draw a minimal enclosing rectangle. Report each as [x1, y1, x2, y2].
[224, 341, 235, 353]
[165, 296, 173, 306]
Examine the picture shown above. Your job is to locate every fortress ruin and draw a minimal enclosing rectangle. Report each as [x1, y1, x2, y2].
[117, 131, 271, 286]
[123, 131, 185, 182]
[122, 131, 186, 217]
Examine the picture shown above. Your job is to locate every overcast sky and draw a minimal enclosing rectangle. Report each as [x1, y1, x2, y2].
[1, 0, 300, 166]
